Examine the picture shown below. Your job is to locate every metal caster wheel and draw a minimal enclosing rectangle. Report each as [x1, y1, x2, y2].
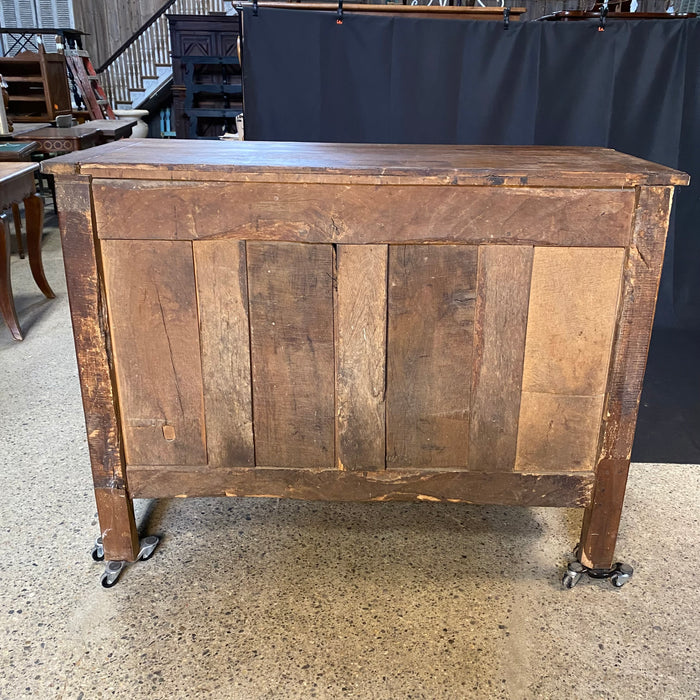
[610, 563, 634, 588]
[91, 536, 105, 562]
[100, 561, 126, 588]
[562, 558, 634, 590]
[562, 561, 585, 589]
[138, 535, 159, 561]
[95, 536, 160, 588]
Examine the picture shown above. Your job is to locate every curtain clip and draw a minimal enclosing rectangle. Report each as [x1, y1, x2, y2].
[337, 0, 344, 24]
[503, 6, 510, 30]
[253, 0, 258, 16]
[598, 0, 608, 30]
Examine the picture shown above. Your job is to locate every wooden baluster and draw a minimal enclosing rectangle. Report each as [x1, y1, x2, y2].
[148, 26, 157, 77]
[156, 17, 166, 66]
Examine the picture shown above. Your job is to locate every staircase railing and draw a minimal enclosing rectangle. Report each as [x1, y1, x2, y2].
[97, 0, 226, 107]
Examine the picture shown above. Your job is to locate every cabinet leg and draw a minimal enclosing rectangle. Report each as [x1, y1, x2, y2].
[94, 487, 140, 562]
[578, 458, 630, 571]
[0, 214, 22, 340]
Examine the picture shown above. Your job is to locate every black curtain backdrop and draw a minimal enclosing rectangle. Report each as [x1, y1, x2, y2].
[241, 10, 700, 329]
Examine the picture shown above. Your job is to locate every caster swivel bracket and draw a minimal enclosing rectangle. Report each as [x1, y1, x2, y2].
[91, 535, 160, 588]
[562, 558, 633, 589]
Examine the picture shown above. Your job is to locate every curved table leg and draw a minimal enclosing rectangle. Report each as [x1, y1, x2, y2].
[24, 192, 55, 299]
[0, 214, 23, 340]
[12, 202, 24, 259]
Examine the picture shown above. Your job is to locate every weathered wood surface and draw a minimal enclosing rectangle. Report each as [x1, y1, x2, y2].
[580, 187, 675, 570]
[194, 240, 254, 468]
[49, 142, 687, 572]
[42, 140, 690, 188]
[335, 245, 387, 471]
[247, 242, 335, 468]
[55, 178, 139, 561]
[520, 247, 625, 396]
[516, 393, 606, 472]
[387, 245, 477, 469]
[468, 246, 533, 471]
[90, 180, 635, 247]
[127, 465, 594, 507]
[515, 247, 624, 472]
[101, 239, 207, 466]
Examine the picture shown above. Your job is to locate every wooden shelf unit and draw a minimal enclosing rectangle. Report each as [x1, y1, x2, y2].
[0, 49, 71, 123]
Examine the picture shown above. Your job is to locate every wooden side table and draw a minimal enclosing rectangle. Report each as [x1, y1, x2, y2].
[0, 141, 39, 260]
[0, 162, 54, 340]
[77, 119, 136, 142]
[0, 123, 50, 142]
[14, 126, 104, 155]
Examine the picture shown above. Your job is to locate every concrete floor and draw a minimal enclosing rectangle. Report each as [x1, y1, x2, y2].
[1, 216, 699, 700]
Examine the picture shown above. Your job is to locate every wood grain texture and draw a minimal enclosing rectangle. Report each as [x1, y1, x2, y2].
[194, 240, 254, 468]
[387, 245, 477, 469]
[128, 465, 594, 507]
[468, 246, 533, 471]
[42, 140, 690, 187]
[101, 239, 207, 466]
[515, 247, 624, 473]
[94, 487, 139, 562]
[335, 245, 387, 471]
[521, 247, 625, 396]
[515, 393, 605, 472]
[247, 242, 335, 468]
[580, 186, 674, 570]
[54, 177, 139, 561]
[91, 179, 635, 248]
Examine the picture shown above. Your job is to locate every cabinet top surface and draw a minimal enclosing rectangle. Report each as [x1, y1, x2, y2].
[42, 139, 689, 187]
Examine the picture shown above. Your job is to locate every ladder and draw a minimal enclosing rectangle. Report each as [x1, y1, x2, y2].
[65, 49, 116, 120]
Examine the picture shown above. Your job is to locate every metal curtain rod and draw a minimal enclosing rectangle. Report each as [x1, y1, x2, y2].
[236, 1, 514, 28]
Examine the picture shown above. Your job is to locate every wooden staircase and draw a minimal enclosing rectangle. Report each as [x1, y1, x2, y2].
[97, 0, 227, 109]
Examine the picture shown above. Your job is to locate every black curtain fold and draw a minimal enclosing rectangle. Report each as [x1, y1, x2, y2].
[242, 9, 700, 328]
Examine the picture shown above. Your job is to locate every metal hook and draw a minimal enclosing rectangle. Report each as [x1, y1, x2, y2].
[503, 6, 510, 29]
[337, 0, 343, 24]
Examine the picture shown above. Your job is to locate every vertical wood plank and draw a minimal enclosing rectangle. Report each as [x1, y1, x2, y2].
[520, 247, 626, 396]
[55, 178, 139, 561]
[335, 244, 387, 471]
[468, 245, 533, 471]
[386, 245, 477, 469]
[101, 239, 207, 466]
[580, 187, 674, 570]
[194, 240, 254, 468]
[247, 242, 335, 468]
[515, 247, 625, 472]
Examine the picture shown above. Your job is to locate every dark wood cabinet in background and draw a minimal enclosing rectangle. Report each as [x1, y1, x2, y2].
[168, 14, 242, 139]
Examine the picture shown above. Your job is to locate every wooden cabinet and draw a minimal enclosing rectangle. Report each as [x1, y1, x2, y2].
[0, 49, 71, 122]
[167, 14, 242, 139]
[44, 141, 688, 581]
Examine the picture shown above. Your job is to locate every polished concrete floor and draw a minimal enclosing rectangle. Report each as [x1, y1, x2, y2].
[1, 218, 699, 700]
